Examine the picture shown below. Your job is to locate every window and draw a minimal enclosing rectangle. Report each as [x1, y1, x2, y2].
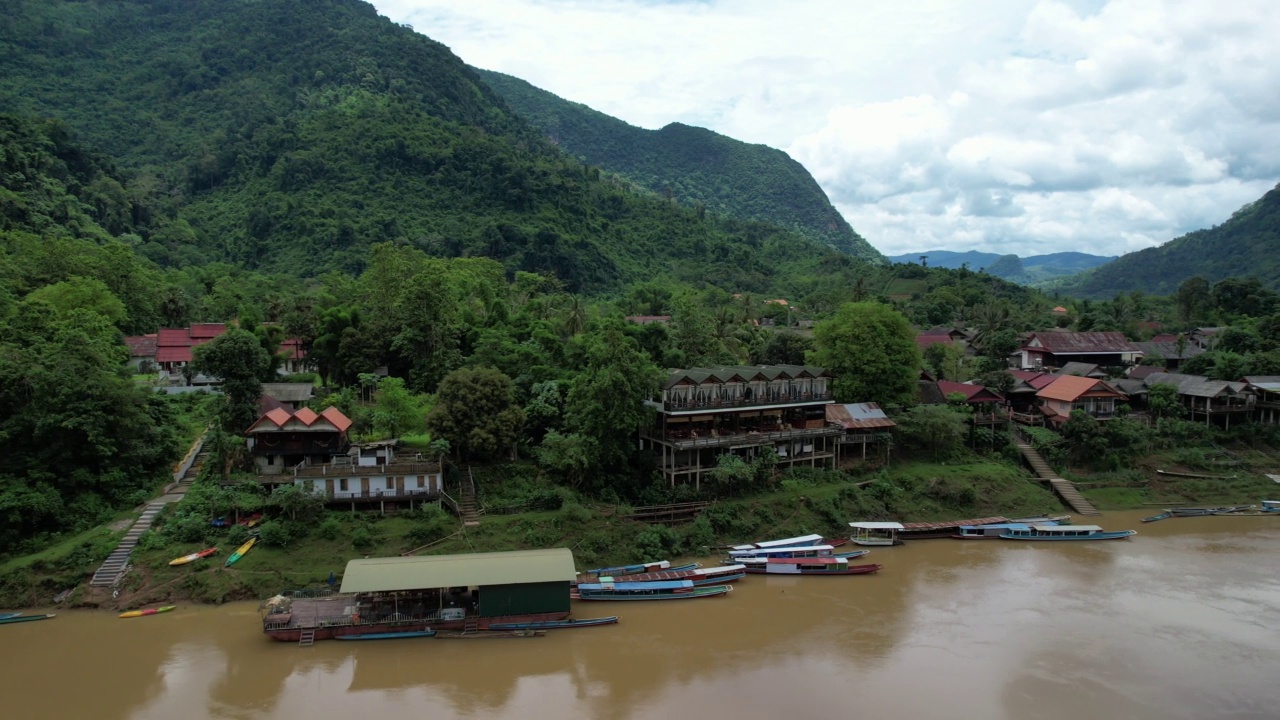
[339, 478, 348, 492]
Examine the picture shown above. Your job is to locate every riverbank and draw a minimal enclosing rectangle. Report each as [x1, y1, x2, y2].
[2, 450, 1276, 610]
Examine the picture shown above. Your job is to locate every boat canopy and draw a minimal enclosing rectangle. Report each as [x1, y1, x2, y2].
[849, 522, 905, 530]
[769, 557, 845, 565]
[729, 544, 834, 556]
[959, 523, 1028, 530]
[340, 548, 577, 593]
[731, 534, 824, 551]
[1034, 524, 1100, 532]
[578, 580, 693, 591]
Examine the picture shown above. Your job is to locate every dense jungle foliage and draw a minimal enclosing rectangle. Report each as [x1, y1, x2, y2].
[1050, 183, 1280, 298]
[475, 68, 881, 262]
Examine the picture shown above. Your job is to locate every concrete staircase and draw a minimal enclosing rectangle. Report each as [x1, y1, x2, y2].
[1012, 434, 1100, 516]
[89, 500, 175, 587]
[459, 469, 481, 527]
[172, 448, 210, 495]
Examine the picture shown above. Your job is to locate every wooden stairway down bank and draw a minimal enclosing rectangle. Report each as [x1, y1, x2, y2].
[1012, 435, 1100, 516]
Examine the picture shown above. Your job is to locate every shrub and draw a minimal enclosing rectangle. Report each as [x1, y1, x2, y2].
[558, 502, 592, 525]
[225, 525, 250, 546]
[351, 526, 374, 553]
[256, 520, 293, 547]
[317, 516, 343, 541]
[134, 530, 169, 552]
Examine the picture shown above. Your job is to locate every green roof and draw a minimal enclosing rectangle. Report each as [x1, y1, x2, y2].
[340, 548, 577, 593]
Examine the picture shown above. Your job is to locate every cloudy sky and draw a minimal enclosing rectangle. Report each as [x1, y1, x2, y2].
[370, 0, 1280, 258]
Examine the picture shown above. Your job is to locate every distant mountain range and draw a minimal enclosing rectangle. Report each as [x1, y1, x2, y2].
[474, 68, 882, 262]
[889, 251, 1115, 285]
[1048, 183, 1280, 298]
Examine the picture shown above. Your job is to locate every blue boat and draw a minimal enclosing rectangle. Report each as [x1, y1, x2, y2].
[0, 613, 55, 625]
[1261, 500, 1280, 514]
[487, 617, 619, 630]
[1142, 512, 1172, 523]
[0, 612, 22, 621]
[336, 629, 437, 640]
[725, 534, 825, 552]
[1000, 524, 1136, 541]
[573, 580, 732, 601]
[954, 523, 1030, 539]
[585, 560, 698, 575]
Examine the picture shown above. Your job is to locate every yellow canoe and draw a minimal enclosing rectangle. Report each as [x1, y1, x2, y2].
[168, 547, 218, 566]
[119, 605, 176, 619]
[225, 537, 257, 567]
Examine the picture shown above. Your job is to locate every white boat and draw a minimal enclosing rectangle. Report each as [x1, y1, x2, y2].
[728, 544, 836, 559]
[849, 522, 904, 546]
[1260, 500, 1280, 513]
[999, 524, 1136, 541]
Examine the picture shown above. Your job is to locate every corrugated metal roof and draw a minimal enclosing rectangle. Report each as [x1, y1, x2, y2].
[341, 548, 577, 593]
[900, 517, 1008, 530]
[1144, 372, 1243, 398]
[1242, 376, 1280, 392]
[1037, 375, 1122, 402]
[1025, 331, 1141, 354]
[261, 383, 314, 403]
[661, 364, 830, 390]
[1133, 341, 1205, 360]
[826, 403, 897, 429]
[1056, 362, 1103, 377]
[938, 380, 1003, 403]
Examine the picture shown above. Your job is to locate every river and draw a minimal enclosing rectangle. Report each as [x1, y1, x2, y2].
[3, 511, 1278, 720]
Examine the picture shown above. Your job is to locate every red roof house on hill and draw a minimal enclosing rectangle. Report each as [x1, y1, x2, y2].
[245, 405, 353, 475]
[1019, 332, 1142, 370]
[155, 323, 228, 370]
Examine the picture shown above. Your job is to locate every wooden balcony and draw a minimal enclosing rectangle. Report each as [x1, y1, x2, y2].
[652, 389, 833, 413]
[321, 487, 440, 503]
[643, 425, 842, 450]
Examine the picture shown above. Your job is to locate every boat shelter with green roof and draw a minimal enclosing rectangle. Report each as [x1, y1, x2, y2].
[340, 548, 576, 618]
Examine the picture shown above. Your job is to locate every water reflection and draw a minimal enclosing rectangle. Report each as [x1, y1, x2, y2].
[2, 511, 1277, 720]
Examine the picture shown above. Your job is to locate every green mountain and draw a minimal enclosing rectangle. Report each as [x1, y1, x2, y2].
[474, 68, 881, 262]
[889, 250, 1115, 285]
[1051, 183, 1280, 298]
[0, 0, 859, 292]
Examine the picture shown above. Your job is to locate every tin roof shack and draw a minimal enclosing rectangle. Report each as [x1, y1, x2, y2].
[937, 381, 1009, 426]
[1241, 376, 1280, 424]
[263, 549, 577, 642]
[641, 365, 842, 488]
[826, 403, 896, 462]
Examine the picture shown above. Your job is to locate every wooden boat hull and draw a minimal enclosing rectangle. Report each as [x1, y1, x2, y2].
[169, 548, 218, 566]
[585, 562, 698, 576]
[0, 613, 55, 624]
[335, 630, 436, 640]
[572, 585, 732, 601]
[436, 629, 545, 638]
[849, 538, 900, 546]
[119, 605, 176, 619]
[263, 611, 570, 642]
[1000, 530, 1136, 541]
[487, 617, 618, 630]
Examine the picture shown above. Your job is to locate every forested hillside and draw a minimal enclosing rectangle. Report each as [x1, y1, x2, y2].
[0, 0, 853, 288]
[1052, 184, 1280, 298]
[889, 250, 1115, 285]
[475, 69, 881, 262]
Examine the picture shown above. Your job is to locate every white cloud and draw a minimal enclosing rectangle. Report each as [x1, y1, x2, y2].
[371, 0, 1280, 258]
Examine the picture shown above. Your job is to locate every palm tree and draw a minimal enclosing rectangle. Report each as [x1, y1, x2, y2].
[970, 302, 1012, 354]
[559, 294, 587, 337]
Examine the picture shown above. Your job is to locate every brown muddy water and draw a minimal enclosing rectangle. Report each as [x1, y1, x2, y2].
[3, 511, 1278, 720]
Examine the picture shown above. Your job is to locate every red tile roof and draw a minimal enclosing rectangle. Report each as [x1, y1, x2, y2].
[292, 407, 320, 426]
[124, 334, 157, 357]
[938, 380, 1003, 403]
[916, 335, 954, 350]
[189, 323, 226, 339]
[279, 338, 307, 360]
[321, 406, 353, 433]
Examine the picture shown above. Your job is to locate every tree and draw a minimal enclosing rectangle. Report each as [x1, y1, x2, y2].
[895, 404, 968, 461]
[1146, 383, 1184, 419]
[1176, 276, 1212, 325]
[811, 302, 920, 406]
[426, 367, 524, 460]
[563, 323, 663, 472]
[752, 330, 814, 366]
[710, 454, 754, 496]
[25, 277, 126, 327]
[267, 483, 325, 522]
[535, 430, 595, 488]
[192, 328, 271, 439]
[372, 377, 423, 440]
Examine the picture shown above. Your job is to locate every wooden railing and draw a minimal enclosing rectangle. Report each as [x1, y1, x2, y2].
[643, 425, 841, 449]
[658, 389, 833, 412]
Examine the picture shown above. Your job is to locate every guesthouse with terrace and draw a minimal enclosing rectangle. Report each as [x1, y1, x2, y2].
[640, 365, 842, 488]
[246, 401, 442, 512]
[1143, 373, 1254, 428]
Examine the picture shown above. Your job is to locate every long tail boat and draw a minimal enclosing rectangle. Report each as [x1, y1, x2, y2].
[584, 560, 698, 576]
[599, 565, 746, 586]
[487, 617, 619, 630]
[225, 537, 258, 567]
[741, 557, 882, 576]
[571, 580, 732, 601]
[0, 612, 22, 620]
[999, 525, 1136, 541]
[169, 547, 218, 566]
[722, 534, 825, 552]
[1142, 512, 1172, 523]
[0, 613, 55, 625]
[119, 605, 176, 619]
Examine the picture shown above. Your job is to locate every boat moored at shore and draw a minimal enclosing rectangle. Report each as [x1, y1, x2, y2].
[953, 523, 1030, 539]
[741, 556, 882, 576]
[849, 522, 904, 546]
[1000, 525, 1136, 541]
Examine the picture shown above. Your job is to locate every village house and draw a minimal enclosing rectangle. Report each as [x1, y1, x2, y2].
[639, 365, 842, 488]
[128, 323, 309, 383]
[245, 400, 443, 511]
[1132, 339, 1205, 371]
[1019, 331, 1143, 371]
[1240, 376, 1280, 424]
[1143, 372, 1254, 428]
[124, 333, 158, 371]
[155, 323, 227, 377]
[261, 382, 315, 411]
[1035, 375, 1127, 426]
[936, 380, 1009, 425]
